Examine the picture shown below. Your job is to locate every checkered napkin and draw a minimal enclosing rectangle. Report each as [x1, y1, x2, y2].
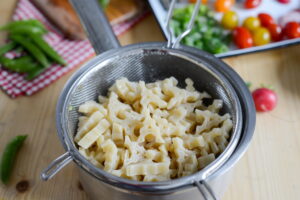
[0, 0, 147, 98]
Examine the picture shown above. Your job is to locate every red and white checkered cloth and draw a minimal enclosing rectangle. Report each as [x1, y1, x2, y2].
[0, 0, 148, 98]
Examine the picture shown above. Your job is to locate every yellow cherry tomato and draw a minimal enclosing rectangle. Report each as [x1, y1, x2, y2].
[253, 27, 271, 46]
[243, 16, 261, 31]
[221, 11, 239, 29]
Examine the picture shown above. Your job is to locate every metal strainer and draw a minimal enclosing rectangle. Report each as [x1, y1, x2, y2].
[41, 0, 255, 199]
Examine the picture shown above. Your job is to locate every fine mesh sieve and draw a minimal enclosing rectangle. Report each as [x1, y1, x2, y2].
[40, 0, 255, 199]
[66, 48, 239, 138]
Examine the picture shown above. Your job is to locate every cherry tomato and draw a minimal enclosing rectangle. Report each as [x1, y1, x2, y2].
[243, 17, 261, 31]
[189, 0, 208, 4]
[283, 22, 300, 39]
[221, 11, 239, 29]
[258, 13, 275, 27]
[253, 27, 271, 46]
[278, 0, 290, 4]
[215, 0, 235, 13]
[244, 0, 261, 9]
[233, 27, 253, 49]
[267, 24, 282, 41]
[252, 88, 277, 112]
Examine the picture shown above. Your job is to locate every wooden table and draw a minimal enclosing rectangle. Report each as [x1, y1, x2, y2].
[1, 1, 300, 200]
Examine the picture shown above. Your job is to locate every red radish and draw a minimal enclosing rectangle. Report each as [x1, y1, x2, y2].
[252, 88, 277, 112]
[278, 0, 290, 3]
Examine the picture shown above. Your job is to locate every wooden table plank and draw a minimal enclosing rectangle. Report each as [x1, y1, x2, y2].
[223, 47, 300, 200]
[1, 1, 300, 199]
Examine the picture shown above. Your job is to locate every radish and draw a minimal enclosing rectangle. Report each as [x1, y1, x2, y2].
[252, 88, 277, 112]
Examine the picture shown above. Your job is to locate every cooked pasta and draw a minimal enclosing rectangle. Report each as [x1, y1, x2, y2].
[75, 77, 232, 181]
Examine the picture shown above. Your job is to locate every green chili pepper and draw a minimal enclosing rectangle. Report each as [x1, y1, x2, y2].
[10, 34, 50, 68]
[10, 25, 45, 36]
[25, 66, 46, 80]
[0, 19, 47, 34]
[0, 42, 16, 56]
[31, 35, 67, 65]
[0, 56, 38, 73]
[0, 135, 27, 184]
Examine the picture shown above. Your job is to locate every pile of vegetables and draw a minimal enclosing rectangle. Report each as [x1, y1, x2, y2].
[171, 5, 231, 54]
[226, 12, 300, 49]
[173, 1, 300, 53]
[0, 20, 66, 80]
[215, 0, 300, 49]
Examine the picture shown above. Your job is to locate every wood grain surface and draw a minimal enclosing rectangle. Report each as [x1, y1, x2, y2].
[106, 0, 141, 25]
[1, 0, 300, 199]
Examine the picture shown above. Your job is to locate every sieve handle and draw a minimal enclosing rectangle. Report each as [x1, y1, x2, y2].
[165, 0, 201, 48]
[69, 0, 120, 55]
[40, 152, 73, 181]
[195, 180, 219, 200]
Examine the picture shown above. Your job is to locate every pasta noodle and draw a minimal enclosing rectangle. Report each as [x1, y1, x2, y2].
[75, 77, 232, 181]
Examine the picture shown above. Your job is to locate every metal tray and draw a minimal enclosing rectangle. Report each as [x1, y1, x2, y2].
[148, 0, 300, 58]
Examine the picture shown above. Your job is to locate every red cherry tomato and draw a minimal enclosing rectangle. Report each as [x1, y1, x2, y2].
[233, 27, 253, 49]
[215, 0, 235, 12]
[244, 0, 261, 9]
[278, 0, 290, 4]
[189, 0, 208, 4]
[258, 13, 275, 27]
[252, 88, 277, 112]
[267, 24, 282, 41]
[283, 22, 300, 39]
